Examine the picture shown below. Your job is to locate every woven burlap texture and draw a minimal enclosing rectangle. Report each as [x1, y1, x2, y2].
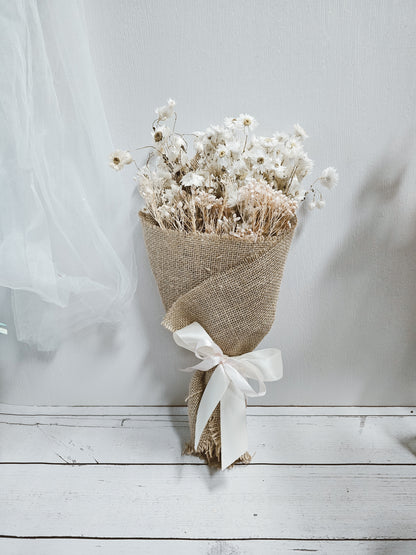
[140, 211, 296, 468]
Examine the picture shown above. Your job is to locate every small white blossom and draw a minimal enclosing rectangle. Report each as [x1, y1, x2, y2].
[155, 98, 176, 121]
[163, 188, 176, 202]
[237, 113, 258, 130]
[228, 139, 244, 157]
[290, 177, 307, 200]
[317, 199, 326, 209]
[152, 125, 172, 143]
[284, 138, 302, 158]
[273, 131, 289, 143]
[224, 116, 239, 129]
[216, 145, 229, 159]
[308, 201, 316, 210]
[319, 167, 339, 189]
[181, 172, 205, 188]
[229, 159, 248, 178]
[205, 125, 229, 145]
[109, 150, 132, 171]
[296, 155, 314, 181]
[274, 165, 288, 179]
[293, 123, 308, 140]
[225, 183, 239, 208]
[171, 134, 186, 150]
[257, 135, 278, 152]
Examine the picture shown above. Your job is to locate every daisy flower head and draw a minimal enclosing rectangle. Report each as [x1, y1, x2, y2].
[237, 113, 258, 130]
[228, 139, 244, 157]
[257, 135, 278, 152]
[109, 150, 133, 171]
[319, 167, 339, 189]
[205, 125, 229, 146]
[155, 98, 176, 121]
[152, 125, 172, 143]
[273, 131, 289, 143]
[295, 155, 314, 181]
[170, 134, 186, 150]
[274, 165, 288, 179]
[216, 144, 229, 159]
[224, 116, 239, 129]
[289, 176, 307, 200]
[285, 137, 302, 158]
[293, 123, 308, 140]
[193, 131, 206, 153]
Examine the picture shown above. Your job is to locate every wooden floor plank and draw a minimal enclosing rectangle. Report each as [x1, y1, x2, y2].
[1, 413, 415, 464]
[1, 464, 415, 539]
[1, 404, 414, 416]
[1, 538, 416, 554]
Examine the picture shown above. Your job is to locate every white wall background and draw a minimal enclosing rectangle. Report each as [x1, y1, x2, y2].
[1, 0, 415, 406]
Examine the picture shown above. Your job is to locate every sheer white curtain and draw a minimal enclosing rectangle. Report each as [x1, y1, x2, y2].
[0, 0, 138, 350]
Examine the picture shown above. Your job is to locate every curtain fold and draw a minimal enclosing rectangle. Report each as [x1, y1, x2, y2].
[0, 0, 137, 350]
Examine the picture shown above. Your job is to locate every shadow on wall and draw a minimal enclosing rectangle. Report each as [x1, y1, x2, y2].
[305, 134, 416, 405]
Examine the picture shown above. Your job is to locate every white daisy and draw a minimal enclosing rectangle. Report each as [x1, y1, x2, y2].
[293, 123, 308, 140]
[152, 125, 172, 143]
[109, 150, 133, 171]
[155, 98, 176, 121]
[224, 116, 239, 129]
[228, 139, 244, 157]
[236, 113, 258, 130]
[216, 145, 229, 159]
[295, 155, 314, 181]
[274, 165, 288, 179]
[319, 167, 339, 189]
[289, 176, 307, 200]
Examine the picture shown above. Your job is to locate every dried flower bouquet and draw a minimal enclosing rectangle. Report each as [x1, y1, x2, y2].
[111, 99, 338, 469]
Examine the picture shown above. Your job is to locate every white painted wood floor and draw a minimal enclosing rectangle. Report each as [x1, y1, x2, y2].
[1, 405, 416, 554]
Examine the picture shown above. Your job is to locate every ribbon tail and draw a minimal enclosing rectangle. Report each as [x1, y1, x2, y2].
[220, 383, 248, 470]
[194, 365, 229, 451]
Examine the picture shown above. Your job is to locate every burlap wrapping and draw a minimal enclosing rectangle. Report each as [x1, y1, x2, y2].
[140, 211, 296, 467]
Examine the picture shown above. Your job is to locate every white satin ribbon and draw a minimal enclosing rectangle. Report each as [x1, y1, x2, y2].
[173, 322, 283, 470]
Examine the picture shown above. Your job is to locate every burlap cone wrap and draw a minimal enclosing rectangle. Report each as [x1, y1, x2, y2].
[140, 211, 296, 468]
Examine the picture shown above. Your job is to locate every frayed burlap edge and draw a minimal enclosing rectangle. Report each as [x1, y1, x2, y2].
[182, 443, 252, 469]
[182, 368, 252, 469]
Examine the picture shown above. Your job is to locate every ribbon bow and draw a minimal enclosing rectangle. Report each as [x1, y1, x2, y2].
[173, 322, 283, 470]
